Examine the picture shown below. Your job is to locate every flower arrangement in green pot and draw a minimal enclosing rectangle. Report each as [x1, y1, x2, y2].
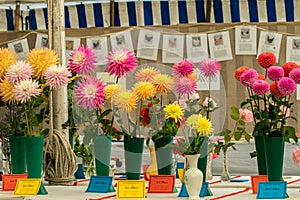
[234, 51, 300, 180]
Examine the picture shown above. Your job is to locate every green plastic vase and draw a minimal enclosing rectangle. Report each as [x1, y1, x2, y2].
[124, 137, 144, 180]
[94, 135, 112, 176]
[154, 136, 173, 175]
[264, 136, 285, 181]
[9, 135, 26, 174]
[254, 135, 267, 175]
[25, 136, 48, 195]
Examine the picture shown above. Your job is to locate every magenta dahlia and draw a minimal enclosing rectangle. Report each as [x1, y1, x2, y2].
[74, 76, 105, 110]
[239, 69, 258, 87]
[289, 68, 300, 84]
[173, 59, 194, 77]
[199, 58, 221, 77]
[68, 45, 97, 75]
[105, 48, 137, 78]
[267, 66, 284, 81]
[252, 80, 269, 95]
[175, 77, 197, 96]
[278, 77, 296, 95]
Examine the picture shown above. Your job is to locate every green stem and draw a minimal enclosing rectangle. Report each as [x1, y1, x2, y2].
[207, 76, 211, 120]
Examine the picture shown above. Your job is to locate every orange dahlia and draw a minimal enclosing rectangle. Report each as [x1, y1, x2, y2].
[282, 62, 299, 77]
[0, 48, 17, 79]
[270, 81, 285, 98]
[257, 52, 276, 69]
[234, 66, 249, 81]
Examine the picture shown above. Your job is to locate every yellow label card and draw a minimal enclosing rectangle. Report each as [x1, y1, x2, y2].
[13, 178, 41, 196]
[117, 180, 146, 198]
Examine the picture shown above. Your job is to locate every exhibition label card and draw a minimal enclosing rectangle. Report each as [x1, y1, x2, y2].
[86, 176, 113, 193]
[2, 174, 28, 191]
[256, 181, 287, 199]
[117, 180, 146, 198]
[251, 175, 268, 194]
[147, 175, 175, 193]
[13, 178, 41, 195]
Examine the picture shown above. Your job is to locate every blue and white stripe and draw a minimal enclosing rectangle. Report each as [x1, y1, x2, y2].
[0, 9, 14, 31]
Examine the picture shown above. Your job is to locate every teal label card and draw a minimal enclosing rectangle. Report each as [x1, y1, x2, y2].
[256, 181, 287, 199]
[85, 176, 113, 193]
[178, 182, 208, 197]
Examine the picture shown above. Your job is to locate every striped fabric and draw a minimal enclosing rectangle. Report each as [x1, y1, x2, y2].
[7, 0, 300, 30]
[0, 9, 14, 31]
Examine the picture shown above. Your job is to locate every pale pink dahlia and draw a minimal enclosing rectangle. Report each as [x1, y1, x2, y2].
[289, 68, 300, 84]
[74, 76, 105, 110]
[14, 79, 40, 103]
[44, 64, 72, 89]
[278, 77, 296, 95]
[267, 66, 284, 81]
[173, 59, 194, 77]
[239, 108, 253, 123]
[252, 80, 269, 95]
[105, 48, 137, 78]
[199, 58, 221, 77]
[175, 77, 197, 96]
[68, 45, 97, 75]
[239, 69, 258, 87]
[5, 61, 33, 85]
[293, 148, 300, 166]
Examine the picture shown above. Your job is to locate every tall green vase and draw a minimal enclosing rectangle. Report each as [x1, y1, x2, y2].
[154, 136, 173, 175]
[264, 136, 285, 181]
[9, 135, 26, 174]
[124, 137, 144, 180]
[254, 135, 267, 175]
[94, 135, 112, 176]
[25, 136, 48, 195]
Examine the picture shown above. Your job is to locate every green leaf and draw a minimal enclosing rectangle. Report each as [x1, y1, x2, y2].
[230, 107, 240, 120]
[234, 132, 242, 141]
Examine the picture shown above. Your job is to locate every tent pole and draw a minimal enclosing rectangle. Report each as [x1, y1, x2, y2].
[205, 0, 212, 22]
[14, 1, 20, 31]
[110, 0, 114, 26]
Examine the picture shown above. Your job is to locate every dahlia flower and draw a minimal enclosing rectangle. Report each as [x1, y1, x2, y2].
[234, 66, 249, 81]
[113, 90, 138, 112]
[175, 77, 197, 96]
[282, 62, 299, 77]
[14, 79, 41, 103]
[74, 76, 105, 110]
[172, 59, 194, 77]
[135, 67, 160, 82]
[44, 64, 72, 89]
[105, 48, 137, 78]
[151, 74, 173, 94]
[164, 103, 183, 123]
[267, 66, 284, 81]
[0, 79, 16, 103]
[133, 81, 156, 100]
[278, 77, 296, 95]
[186, 114, 199, 129]
[252, 80, 269, 95]
[239, 69, 258, 87]
[26, 48, 59, 79]
[68, 45, 97, 75]
[292, 148, 300, 166]
[104, 84, 124, 102]
[199, 58, 221, 77]
[289, 68, 300, 84]
[5, 61, 33, 85]
[197, 115, 213, 136]
[0, 48, 17, 78]
[257, 52, 276, 69]
[202, 97, 217, 109]
[270, 81, 285, 98]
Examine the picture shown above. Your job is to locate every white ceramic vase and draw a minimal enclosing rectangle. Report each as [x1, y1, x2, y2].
[184, 154, 203, 200]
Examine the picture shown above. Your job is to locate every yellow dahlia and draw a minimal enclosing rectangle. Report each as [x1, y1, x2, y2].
[113, 90, 138, 112]
[186, 114, 199, 129]
[197, 115, 213, 136]
[151, 74, 173, 94]
[164, 103, 183, 122]
[135, 67, 160, 82]
[104, 84, 124, 102]
[133, 81, 156, 100]
[0, 79, 16, 103]
[0, 48, 17, 79]
[26, 48, 59, 79]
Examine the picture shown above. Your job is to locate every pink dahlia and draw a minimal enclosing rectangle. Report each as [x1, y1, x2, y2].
[5, 61, 33, 85]
[14, 79, 40, 103]
[199, 58, 221, 77]
[278, 77, 296, 95]
[44, 64, 72, 89]
[74, 76, 105, 110]
[282, 62, 298, 77]
[289, 68, 300, 84]
[267, 66, 284, 81]
[68, 45, 97, 75]
[175, 77, 197, 96]
[172, 59, 194, 77]
[293, 148, 300, 166]
[239, 69, 258, 87]
[257, 52, 276, 69]
[234, 66, 249, 81]
[239, 108, 253, 123]
[105, 48, 137, 78]
[252, 80, 269, 95]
